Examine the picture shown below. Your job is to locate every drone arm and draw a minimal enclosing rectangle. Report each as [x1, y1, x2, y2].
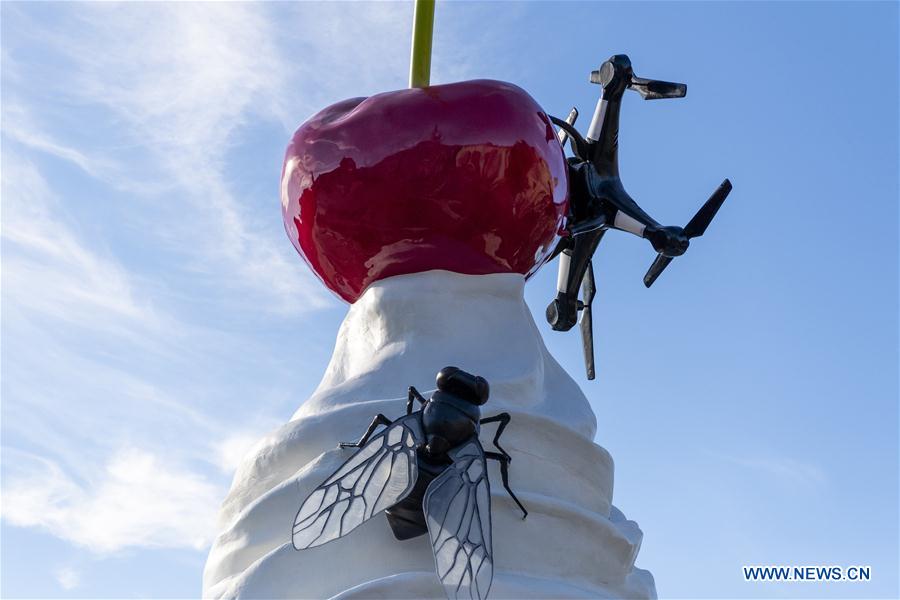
[608, 196, 689, 258]
[610, 208, 652, 237]
[606, 180, 662, 232]
[586, 95, 621, 175]
[568, 156, 687, 262]
[578, 167, 662, 241]
[595, 176, 693, 257]
[582, 54, 687, 244]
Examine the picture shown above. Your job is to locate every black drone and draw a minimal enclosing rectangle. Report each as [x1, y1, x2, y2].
[548, 54, 732, 380]
[292, 367, 526, 600]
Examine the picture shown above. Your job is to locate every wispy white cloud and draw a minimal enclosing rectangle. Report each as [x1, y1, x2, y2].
[211, 427, 277, 476]
[3, 2, 332, 315]
[2, 154, 161, 332]
[0, 1, 494, 317]
[0, 149, 279, 553]
[3, 448, 221, 553]
[55, 567, 81, 591]
[0, 0, 486, 570]
[718, 453, 826, 487]
[1, 104, 118, 181]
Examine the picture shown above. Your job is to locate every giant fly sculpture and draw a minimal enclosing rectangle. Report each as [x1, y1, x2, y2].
[292, 367, 526, 600]
[548, 54, 733, 380]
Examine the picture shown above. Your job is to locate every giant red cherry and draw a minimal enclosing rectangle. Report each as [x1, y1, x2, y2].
[281, 79, 568, 303]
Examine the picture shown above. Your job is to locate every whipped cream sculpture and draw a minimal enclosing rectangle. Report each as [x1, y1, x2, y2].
[205, 11, 728, 592]
[292, 367, 527, 600]
[203, 272, 656, 599]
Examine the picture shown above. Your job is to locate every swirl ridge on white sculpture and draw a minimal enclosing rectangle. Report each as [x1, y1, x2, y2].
[203, 271, 655, 599]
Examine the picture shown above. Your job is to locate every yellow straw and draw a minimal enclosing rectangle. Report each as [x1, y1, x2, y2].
[409, 0, 436, 88]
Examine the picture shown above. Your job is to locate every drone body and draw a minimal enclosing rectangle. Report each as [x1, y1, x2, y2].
[292, 367, 526, 600]
[548, 54, 733, 380]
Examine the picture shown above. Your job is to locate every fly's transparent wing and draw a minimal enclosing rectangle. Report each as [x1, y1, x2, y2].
[292, 413, 423, 549]
[424, 439, 493, 600]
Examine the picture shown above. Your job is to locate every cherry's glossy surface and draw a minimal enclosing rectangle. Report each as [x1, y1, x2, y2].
[281, 79, 568, 303]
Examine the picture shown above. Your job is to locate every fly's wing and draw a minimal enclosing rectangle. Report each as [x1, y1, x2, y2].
[423, 438, 492, 600]
[292, 413, 423, 549]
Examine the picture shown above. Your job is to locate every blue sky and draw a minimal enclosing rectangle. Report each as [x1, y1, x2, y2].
[1, 2, 897, 598]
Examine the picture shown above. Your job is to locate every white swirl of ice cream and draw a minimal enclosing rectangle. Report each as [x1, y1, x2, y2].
[203, 271, 655, 599]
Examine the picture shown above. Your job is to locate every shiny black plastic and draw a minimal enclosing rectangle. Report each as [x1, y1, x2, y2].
[546, 54, 732, 379]
[336, 367, 528, 542]
[292, 368, 527, 600]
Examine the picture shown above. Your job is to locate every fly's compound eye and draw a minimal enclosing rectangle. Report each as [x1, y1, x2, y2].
[472, 377, 489, 405]
[436, 367, 489, 405]
[435, 366, 462, 391]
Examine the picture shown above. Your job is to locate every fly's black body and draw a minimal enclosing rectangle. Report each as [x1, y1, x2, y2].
[292, 367, 526, 600]
[379, 367, 525, 539]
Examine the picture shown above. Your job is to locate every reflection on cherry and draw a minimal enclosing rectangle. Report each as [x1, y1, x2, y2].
[282, 79, 568, 303]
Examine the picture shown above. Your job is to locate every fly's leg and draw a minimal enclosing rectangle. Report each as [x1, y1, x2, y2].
[482, 413, 525, 516]
[406, 386, 427, 415]
[339, 414, 392, 448]
[480, 412, 512, 463]
[485, 451, 528, 519]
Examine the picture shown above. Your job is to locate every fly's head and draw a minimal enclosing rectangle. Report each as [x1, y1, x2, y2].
[422, 366, 489, 458]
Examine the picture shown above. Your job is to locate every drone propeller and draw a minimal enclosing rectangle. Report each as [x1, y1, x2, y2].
[579, 260, 596, 380]
[628, 76, 686, 100]
[684, 179, 732, 238]
[643, 254, 673, 288]
[643, 179, 732, 288]
[557, 107, 578, 146]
